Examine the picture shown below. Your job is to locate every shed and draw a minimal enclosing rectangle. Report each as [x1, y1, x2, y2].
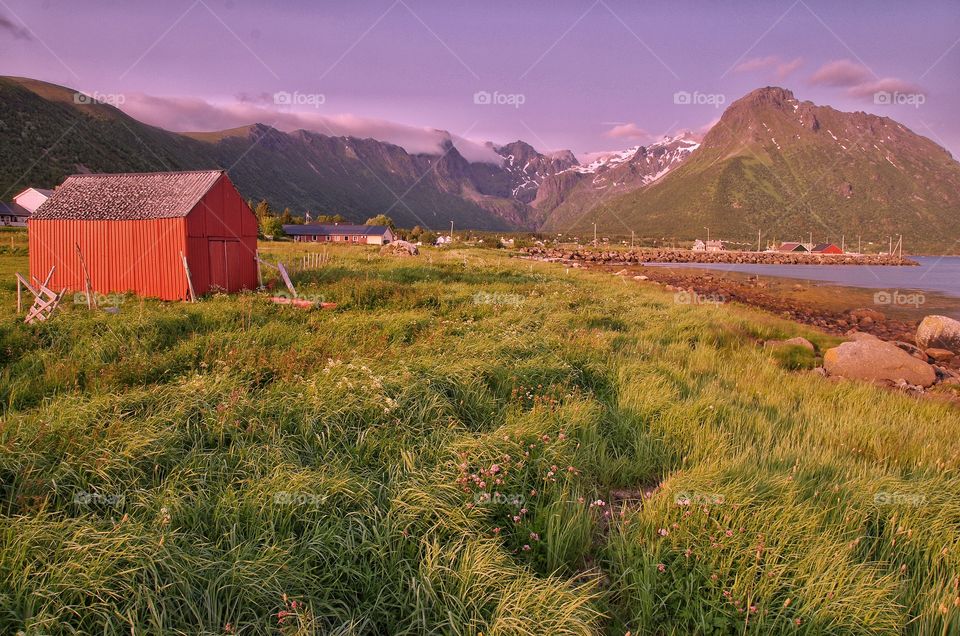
[29, 170, 258, 301]
[811, 243, 843, 254]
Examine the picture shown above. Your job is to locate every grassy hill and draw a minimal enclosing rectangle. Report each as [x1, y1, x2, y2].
[0, 77, 517, 230]
[0, 243, 958, 633]
[576, 88, 960, 253]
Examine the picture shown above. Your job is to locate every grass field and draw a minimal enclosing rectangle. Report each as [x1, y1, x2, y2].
[1, 238, 958, 635]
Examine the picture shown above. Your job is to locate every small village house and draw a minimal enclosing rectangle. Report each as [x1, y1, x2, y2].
[691, 239, 706, 251]
[0, 186, 51, 226]
[778, 242, 809, 252]
[811, 243, 843, 254]
[29, 170, 258, 301]
[705, 240, 724, 252]
[283, 223, 394, 245]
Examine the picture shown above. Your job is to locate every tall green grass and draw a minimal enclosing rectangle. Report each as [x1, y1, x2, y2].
[0, 242, 956, 634]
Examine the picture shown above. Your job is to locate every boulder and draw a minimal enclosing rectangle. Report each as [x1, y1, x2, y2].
[764, 336, 816, 352]
[847, 332, 880, 342]
[916, 315, 960, 353]
[926, 348, 955, 362]
[892, 341, 928, 360]
[824, 339, 937, 387]
[380, 240, 419, 257]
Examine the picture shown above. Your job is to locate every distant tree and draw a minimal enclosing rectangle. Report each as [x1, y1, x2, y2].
[314, 214, 347, 224]
[280, 208, 294, 225]
[421, 231, 438, 245]
[408, 225, 424, 240]
[254, 200, 272, 221]
[261, 216, 285, 238]
[364, 214, 396, 231]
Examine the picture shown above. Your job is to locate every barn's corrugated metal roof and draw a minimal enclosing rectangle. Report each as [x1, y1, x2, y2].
[283, 224, 390, 236]
[32, 170, 224, 221]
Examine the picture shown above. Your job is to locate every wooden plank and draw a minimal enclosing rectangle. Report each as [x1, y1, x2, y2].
[277, 262, 297, 298]
[180, 251, 196, 302]
[75, 244, 95, 309]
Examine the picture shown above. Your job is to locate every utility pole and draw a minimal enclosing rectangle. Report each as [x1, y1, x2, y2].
[593, 222, 597, 247]
[841, 235, 845, 253]
[889, 236, 892, 255]
[757, 229, 761, 252]
[631, 230, 635, 249]
[450, 220, 454, 241]
[858, 235, 861, 254]
[704, 227, 710, 243]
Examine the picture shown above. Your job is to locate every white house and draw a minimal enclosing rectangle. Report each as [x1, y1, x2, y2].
[14, 187, 54, 214]
[691, 239, 706, 251]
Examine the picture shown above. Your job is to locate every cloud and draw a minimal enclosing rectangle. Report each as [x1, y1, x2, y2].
[0, 14, 32, 40]
[808, 59, 872, 87]
[603, 123, 650, 141]
[118, 93, 502, 163]
[735, 55, 804, 80]
[847, 77, 926, 100]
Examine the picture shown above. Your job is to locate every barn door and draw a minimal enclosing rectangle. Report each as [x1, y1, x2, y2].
[208, 240, 228, 291]
[208, 239, 244, 292]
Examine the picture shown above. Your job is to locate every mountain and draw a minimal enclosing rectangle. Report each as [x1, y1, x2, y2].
[580, 87, 960, 252]
[0, 76, 531, 230]
[537, 133, 701, 231]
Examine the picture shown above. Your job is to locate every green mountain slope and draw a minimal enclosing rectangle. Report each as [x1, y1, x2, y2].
[0, 77, 519, 230]
[576, 87, 960, 252]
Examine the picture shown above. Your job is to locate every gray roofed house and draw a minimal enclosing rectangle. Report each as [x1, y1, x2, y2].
[283, 223, 394, 245]
[32, 171, 225, 221]
[0, 201, 31, 227]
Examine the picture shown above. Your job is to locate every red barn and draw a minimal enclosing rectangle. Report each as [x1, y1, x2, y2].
[29, 170, 258, 301]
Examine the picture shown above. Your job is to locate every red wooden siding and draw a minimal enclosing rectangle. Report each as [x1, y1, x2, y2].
[28, 173, 258, 301]
[29, 218, 189, 300]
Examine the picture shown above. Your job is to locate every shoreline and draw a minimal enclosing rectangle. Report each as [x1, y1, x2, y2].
[522, 246, 918, 266]
[520, 252, 960, 376]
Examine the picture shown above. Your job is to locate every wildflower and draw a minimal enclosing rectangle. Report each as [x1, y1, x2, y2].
[578, 497, 585, 504]
[657, 528, 669, 537]
[530, 489, 537, 497]
[710, 574, 718, 581]
[656, 563, 666, 572]
[725, 530, 733, 537]
[795, 618, 802, 626]
[783, 598, 792, 607]
[529, 532, 540, 541]
[558, 432, 567, 440]
[684, 548, 692, 558]
[224, 623, 233, 634]
[749, 605, 757, 614]
[522, 544, 531, 551]
[513, 515, 521, 522]
[542, 435, 551, 443]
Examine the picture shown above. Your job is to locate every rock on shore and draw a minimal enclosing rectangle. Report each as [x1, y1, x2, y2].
[916, 315, 960, 353]
[824, 338, 937, 387]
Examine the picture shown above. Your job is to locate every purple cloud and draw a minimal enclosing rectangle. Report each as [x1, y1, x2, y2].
[603, 123, 650, 141]
[118, 92, 502, 163]
[735, 55, 804, 80]
[847, 78, 926, 100]
[808, 59, 872, 87]
[0, 14, 31, 40]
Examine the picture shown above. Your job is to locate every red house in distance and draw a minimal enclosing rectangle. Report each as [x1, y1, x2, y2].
[29, 170, 258, 301]
[811, 243, 844, 255]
